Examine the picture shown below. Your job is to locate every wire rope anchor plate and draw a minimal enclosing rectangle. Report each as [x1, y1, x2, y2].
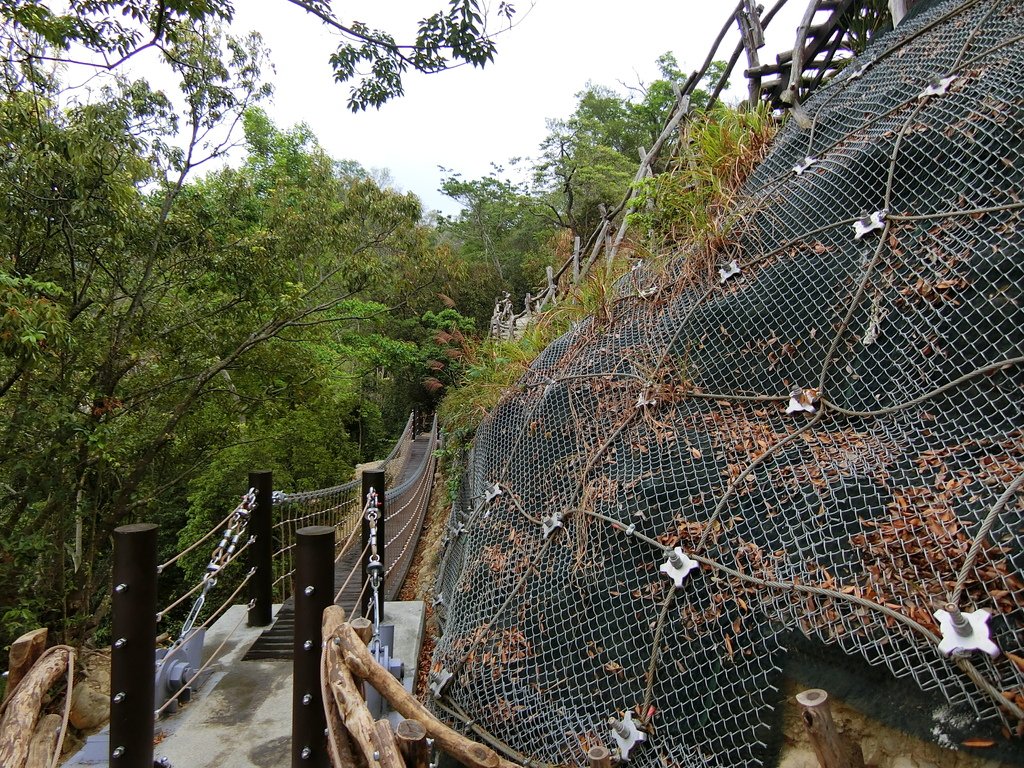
[786, 386, 820, 415]
[610, 711, 647, 760]
[934, 605, 999, 657]
[659, 547, 699, 588]
[847, 61, 870, 81]
[428, 668, 453, 697]
[853, 210, 886, 240]
[792, 156, 818, 175]
[919, 74, 956, 99]
[484, 483, 503, 503]
[541, 511, 563, 539]
[718, 260, 741, 284]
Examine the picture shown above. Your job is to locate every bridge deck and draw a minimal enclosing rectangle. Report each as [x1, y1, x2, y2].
[244, 434, 433, 660]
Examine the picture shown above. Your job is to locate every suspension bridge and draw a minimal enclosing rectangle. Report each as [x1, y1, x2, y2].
[64, 412, 439, 767]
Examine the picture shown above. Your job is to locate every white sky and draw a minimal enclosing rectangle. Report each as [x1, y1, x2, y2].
[124, 1, 811, 215]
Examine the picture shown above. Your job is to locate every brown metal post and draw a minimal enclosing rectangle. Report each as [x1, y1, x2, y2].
[249, 470, 274, 627]
[360, 468, 386, 621]
[292, 525, 334, 768]
[110, 523, 158, 768]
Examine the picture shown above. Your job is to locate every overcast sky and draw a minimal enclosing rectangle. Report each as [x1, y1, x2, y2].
[153, 1, 810, 215]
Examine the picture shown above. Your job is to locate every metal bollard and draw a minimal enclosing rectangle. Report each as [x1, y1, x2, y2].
[248, 470, 274, 627]
[292, 526, 333, 768]
[360, 469, 387, 621]
[110, 523, 158, 768]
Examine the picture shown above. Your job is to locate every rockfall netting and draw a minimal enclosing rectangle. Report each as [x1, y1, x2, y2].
[431, 1, 1024, 765]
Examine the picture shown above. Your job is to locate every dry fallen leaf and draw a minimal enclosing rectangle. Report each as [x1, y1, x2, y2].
[960, 738, 995, 748]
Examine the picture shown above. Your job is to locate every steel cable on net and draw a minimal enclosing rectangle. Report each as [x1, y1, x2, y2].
[433, 696, 554, 768]
[432, 5, 1024, 759]
[579, 506, 1024, 722]
[757, 0, 994, 201]
[950, 470, 1024, 606]
[820, 356, 1024, 419]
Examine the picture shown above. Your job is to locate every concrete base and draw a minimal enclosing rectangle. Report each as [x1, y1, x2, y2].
[374, 601, 426, 729]
[67, 601, 426, 768]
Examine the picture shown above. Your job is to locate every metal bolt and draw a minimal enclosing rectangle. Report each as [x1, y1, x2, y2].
[373, 751, 381, 762]
[304, 585, 315, 596]
[112, 746, 125, 758]
[114, 583, 128, 593]
[945, 603, 973, 638]
[302, 693, 313, 705]
[114, 638, 127, 649]
[113, 692, 126, 703]
[303, 640, 314, 651]
[301, 746, 312, 760]
[155, 758, 172, 767]
[332, 637, 341, 646]
[611, 719, 629, 738]
[669, 551, 684, 569]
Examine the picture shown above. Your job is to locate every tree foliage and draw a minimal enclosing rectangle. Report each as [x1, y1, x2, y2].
[1, 0, 517, 110]
[0, 12, 467, 651]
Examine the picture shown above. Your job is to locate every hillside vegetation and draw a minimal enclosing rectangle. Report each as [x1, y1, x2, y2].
[0, 4, 737, 664]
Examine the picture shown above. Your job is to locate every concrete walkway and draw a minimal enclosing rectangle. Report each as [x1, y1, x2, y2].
[68, 601, 425, 767]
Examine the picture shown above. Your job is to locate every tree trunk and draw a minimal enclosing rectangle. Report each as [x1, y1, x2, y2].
[0, 647, 72, 768]
[26, 713, 62, 768]
[3, 628, 48, 706]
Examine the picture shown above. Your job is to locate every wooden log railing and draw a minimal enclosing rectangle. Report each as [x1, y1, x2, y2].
[321, 605, 525, 768]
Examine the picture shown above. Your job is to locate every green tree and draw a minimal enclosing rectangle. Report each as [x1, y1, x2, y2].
[1, 0, 518, 110]
[437, 168, 548, 328]
[0, 14, 464, 650]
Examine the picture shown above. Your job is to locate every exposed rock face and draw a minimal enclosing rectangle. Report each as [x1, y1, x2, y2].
[432, 1, 1024, 766]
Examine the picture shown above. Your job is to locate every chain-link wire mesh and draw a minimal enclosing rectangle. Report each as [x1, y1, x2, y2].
[431, 1, 1024, 765]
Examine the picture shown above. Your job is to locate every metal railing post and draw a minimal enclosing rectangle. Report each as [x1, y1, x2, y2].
[248, 469, 274, 627]
[360, 468, 386, 621]
[110, 523, 158, 768]
[292, 525, 334, 768]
